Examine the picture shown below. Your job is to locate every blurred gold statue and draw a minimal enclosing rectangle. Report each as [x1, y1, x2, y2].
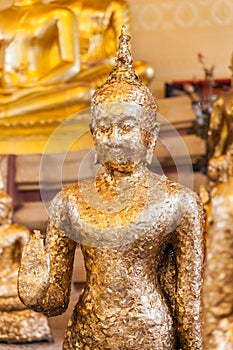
[203, 146, 233, 349]
[18, 28, 204, 349]
[208, 53, 233, 159]
[0, 0, 92, 124]
[0, 0, 154, 127]
[0, 171, 52, 343]
[45, 0, 154, 85]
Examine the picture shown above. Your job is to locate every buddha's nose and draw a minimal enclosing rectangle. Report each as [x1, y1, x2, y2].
[110, 125, 118, 141]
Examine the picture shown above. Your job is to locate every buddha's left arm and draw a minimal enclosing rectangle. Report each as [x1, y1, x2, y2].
[173, 194, 205, 349]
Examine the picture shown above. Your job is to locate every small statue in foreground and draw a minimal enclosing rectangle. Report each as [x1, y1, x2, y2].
[18, 27, 205, 349]
[0, 175, 52, 343]
[203, 146, 233, 350]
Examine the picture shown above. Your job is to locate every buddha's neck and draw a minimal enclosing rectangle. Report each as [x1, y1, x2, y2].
[105, 165, 148, 181]
[95, 166, 148, 202]
[13, 0, 42, 6]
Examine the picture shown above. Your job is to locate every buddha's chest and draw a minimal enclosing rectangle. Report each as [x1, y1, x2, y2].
[66, 191, 180, 247]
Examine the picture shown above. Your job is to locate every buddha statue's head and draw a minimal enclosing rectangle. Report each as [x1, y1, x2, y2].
[90, 26, 159, 173]
[0, 176, 12, 226]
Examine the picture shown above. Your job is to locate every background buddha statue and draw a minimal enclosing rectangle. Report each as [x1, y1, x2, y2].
[207, 53, 233, 160]
[203, 145, 233, 349]
[0, 0, 92, 125]
[0, 173, 52, 343]
[18, 27, 205, 350]
[0, 0, 154, 128]
[46, 0, 154, 86]
[46, 0, 130, 68]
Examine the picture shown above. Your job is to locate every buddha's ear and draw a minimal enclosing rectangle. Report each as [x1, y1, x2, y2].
[144, 122, 160, 164]
[94, 151, 100, 165]
[89, 122, 94, 135]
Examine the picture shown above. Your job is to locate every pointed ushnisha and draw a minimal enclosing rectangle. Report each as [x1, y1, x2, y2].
[92, 26, 157, 113]
[107, 25, 136, 83]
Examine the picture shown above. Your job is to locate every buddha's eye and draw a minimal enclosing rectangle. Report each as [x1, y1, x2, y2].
[93, 125, 111, 138]
[102, 125, 111, 132]
[119, 122, 136, 134]
[122, 124, 131, 133]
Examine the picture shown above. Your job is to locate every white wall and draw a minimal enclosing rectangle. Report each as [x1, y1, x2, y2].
[127, 0, 233, 97]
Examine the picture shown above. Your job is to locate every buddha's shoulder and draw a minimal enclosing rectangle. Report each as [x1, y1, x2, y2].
[149, 172, 201, 203]
[54, 175, 200, 206]
[55, 179, 94, 198]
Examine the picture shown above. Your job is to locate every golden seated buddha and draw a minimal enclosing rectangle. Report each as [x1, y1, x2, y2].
[0, 176, 52, 343]
[47, 0, 154, 85]
[0, 0, 92, 128]
[0, 0, 153, 131]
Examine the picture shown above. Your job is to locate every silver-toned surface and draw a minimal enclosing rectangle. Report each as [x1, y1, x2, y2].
[18, 27, 205, 349]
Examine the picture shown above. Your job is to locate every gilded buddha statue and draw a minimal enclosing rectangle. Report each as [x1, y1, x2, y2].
[0, 0, 153, 128]
[0, 0, 93, 125]
[203, 146, 233, 349]
[0, 173, 52, 343]
[207, 54, 233, 160]
[18, 28, 205, 349]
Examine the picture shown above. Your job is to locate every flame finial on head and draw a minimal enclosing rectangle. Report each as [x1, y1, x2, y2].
[108, 25, 135, 82]
[92, 26, 157, 113]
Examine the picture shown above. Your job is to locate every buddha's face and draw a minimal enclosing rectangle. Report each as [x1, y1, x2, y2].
[91, 102, 157, 172]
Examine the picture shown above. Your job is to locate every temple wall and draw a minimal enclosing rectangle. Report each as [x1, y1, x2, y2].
[127, 0, 233, 97]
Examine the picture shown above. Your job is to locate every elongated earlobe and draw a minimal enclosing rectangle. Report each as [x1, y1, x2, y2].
[94, 152, 100, 165]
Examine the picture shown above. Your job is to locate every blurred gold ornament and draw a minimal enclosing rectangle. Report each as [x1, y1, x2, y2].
[18, 27, 204, 349]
